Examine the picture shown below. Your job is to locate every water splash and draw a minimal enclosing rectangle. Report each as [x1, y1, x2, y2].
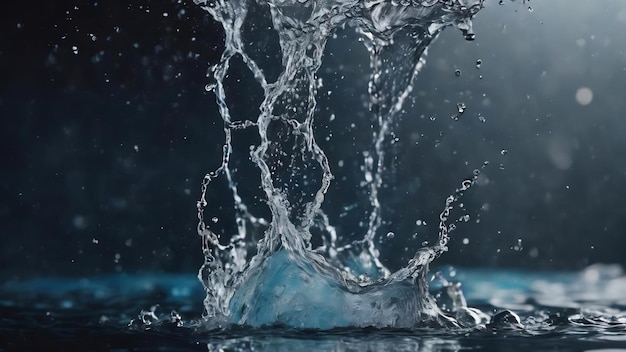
[194, 0, 485, 329]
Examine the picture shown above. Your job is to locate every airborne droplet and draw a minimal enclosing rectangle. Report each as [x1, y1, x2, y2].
[457, 102, 466, 114]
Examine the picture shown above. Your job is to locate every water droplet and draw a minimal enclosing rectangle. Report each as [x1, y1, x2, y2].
[139, 305, 160, 325]
[475, 59, 482, 69]
[456, 102, 466, 114]
[454, 69, 462, 77]
[170, 310, 183, 327]
[512, 238, 523, 251]
[478, 115, 486, 122]
[500, 149, 508, 155]
[462, 238, 469, 245]
[211, 216, 219, 223]
[72, 45, 79, 55]
[386, 231, 395, 239]
[462, 31, 475, 41]
[72, 215, 86, 229]
[575, 87, 593, 105]
[488, 310, 524, 330]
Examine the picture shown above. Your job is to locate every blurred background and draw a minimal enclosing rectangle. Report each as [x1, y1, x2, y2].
[1, 0, 625, 280]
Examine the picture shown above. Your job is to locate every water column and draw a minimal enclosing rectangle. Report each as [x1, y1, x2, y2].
[195, 0, 485, 329]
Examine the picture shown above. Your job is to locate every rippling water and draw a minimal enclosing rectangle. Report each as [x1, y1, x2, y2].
[2, 265, 626, 351]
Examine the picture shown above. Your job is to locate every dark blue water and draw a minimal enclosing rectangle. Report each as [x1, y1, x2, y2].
[3, 266, 625, 351]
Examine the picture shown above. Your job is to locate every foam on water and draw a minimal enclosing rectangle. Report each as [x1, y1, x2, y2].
[194, 0, 487, 329]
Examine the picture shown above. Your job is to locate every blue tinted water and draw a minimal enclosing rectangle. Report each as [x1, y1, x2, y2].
[3, 265, 625, 351]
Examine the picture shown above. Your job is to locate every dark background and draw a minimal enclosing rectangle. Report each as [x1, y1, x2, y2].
[1, 0, 625, 280]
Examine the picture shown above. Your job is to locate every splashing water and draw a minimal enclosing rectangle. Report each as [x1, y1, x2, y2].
[194, 0, 487, 329]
